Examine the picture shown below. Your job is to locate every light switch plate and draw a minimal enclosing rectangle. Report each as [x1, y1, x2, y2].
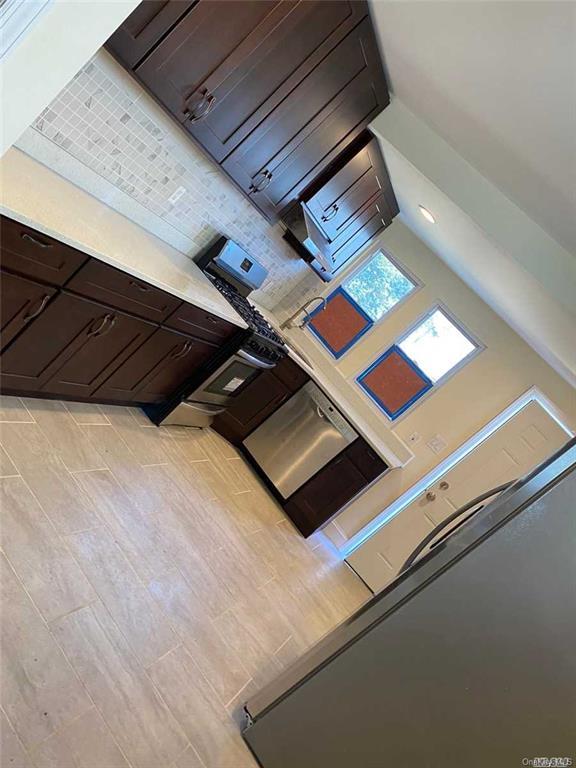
[427, 434, 447, 454]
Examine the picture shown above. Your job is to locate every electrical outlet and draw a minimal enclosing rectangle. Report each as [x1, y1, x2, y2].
[168, 185, 187, 205]
[427, 434, 447, 454]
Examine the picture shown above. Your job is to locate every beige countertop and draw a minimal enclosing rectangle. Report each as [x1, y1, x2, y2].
[0, 149, 247, 329]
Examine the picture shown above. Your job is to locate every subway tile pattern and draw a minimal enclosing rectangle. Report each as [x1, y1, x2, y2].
[19, 50, 319, 309]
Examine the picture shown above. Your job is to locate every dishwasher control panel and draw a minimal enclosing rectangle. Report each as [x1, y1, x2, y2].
[303, 382, 357, 443]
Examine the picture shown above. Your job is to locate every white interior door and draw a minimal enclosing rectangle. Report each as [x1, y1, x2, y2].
[347, 400, 571, 592]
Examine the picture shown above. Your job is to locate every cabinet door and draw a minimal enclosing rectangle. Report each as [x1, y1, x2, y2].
[271, 355, 309, 393]
[0, 291, 154, 398]
[1, 270, 56, 351]
[284, 452, 366, 537]
[136, 0, 367, 163]
[94, 327, 217, 404]
[346, 438, 388, 483]
[0, 214, 89, 286]
[212, 370, 289, 445]
[222, 18, 389, 221]
[303, 137, 394, 242]
[105, 1, 197, 68]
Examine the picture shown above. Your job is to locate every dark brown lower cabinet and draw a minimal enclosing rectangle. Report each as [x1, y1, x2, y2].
[284, 438, 388, 537]
[94, 326, 217, 403]
[1, 270, 56, 351]
[212, 355, 310, 445]
[213, 370, 290, 445]
[0, 291, 155, 398]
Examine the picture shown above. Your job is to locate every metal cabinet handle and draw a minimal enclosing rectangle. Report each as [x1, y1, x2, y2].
[184, 89, 216, 123]
[425, 490, 437, 502]
[88, 314, 114, 337]
[205, 315, 219, 324]
[23, 294, 51, 321]
[171, 341, 191, 360]
[321, 204, 339, 222]
[249, 170, 273, 194]
[21, 232, 52, 248]
[439, 481, 450, 490]
[129, 280, 149, 292]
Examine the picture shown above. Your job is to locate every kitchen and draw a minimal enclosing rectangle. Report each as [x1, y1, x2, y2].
[1, 2, 575, 767]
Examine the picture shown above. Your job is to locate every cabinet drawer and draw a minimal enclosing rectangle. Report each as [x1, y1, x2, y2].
[0, 215, 89, 286]
[321, 194, 393, 274]
[66, 259, 182, 323]
[346, 438, 388, 483]
[164, 302, 238, 344]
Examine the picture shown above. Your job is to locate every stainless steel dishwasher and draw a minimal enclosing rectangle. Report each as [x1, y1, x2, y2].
[243, 381, 358, 499]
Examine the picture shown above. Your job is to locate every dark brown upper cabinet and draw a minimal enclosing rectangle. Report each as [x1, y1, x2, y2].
[0, 291, 155, 398]
[106, 1, 197, 68]
[221, 17, 388, 220]
[0, 269, 56, 352]
[106, 0, 389, 223]
[302, 135, 399, 273]
[0, 214, 89, 286]
[94, 326, 218, 404]
[132, 0, 367, 164]
[303, 136, 396, 243]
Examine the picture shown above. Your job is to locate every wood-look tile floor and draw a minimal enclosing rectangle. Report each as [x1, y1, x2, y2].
[0, 395, 370, 768]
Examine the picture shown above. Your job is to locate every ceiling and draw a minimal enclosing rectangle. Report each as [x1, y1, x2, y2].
[370, 0, 576, 256]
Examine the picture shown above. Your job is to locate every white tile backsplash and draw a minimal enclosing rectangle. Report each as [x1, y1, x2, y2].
[16, 49, 321, 311]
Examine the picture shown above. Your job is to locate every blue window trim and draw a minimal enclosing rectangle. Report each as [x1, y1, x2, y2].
[356, 344, 433, 420]
[307, 286, 373, 359]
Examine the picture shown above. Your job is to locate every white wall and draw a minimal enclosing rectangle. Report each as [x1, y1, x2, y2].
[370, 102, 576, 389]
[0, 0, 139, 156]
[279, 221, 576, 549]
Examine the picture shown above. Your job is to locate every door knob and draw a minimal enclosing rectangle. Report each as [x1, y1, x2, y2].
[425, 490, 436, 502]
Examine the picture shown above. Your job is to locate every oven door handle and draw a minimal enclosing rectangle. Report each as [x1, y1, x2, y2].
[237, 348, 276, 369]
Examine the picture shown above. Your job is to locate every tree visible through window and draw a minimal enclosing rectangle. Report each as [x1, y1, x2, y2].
[344, 251, 416, 322]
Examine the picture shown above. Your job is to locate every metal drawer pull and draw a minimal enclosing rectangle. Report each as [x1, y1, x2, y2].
[425, 490, 436, 502]
[321, 204, 339, 222]
[439, 481, 450, 490]
[185, 89, 216, 123]
[205, 315, 219, 324]
[129, 280, 149, 292]
[21, 232, 52, 248]
[23, 294, 51, 321]
[249, 170, 273, 194]
[171, 341, 191, 360]
[88, 314, 114, 338]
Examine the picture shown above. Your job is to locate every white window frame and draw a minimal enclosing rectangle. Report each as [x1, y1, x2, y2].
[354, 302, 485, 423]
[306, 245, 423, 358]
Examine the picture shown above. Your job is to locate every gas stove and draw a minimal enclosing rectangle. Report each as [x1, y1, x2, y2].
[209, 274, 286, 364]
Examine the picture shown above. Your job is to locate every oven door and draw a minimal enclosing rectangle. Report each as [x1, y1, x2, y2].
[189, 348, 275, 406]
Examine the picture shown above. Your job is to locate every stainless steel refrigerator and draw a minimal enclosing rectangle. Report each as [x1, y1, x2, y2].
[243, 439, 576, 767]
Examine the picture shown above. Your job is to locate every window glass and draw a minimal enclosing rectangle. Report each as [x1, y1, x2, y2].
[344, 251, 416, 322]
[399, 308, 476, 382]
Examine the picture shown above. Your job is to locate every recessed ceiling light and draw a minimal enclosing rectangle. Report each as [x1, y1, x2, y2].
[419, 205, 436, 224]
